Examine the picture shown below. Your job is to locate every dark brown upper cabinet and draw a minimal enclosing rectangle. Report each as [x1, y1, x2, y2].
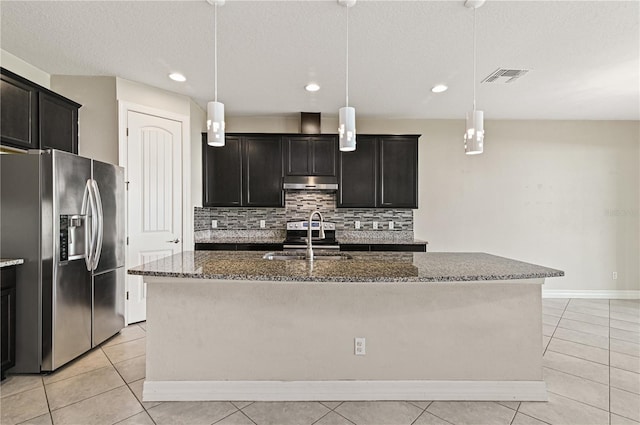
[283, 136, 337, 177]
[202, 133, 283, 208]
[1, 68, 80, 154]
[338, 135, 377, 208]
[1, 70, 38, 150]
[378, 136, 419, 208]
[338, 135, 419, 209]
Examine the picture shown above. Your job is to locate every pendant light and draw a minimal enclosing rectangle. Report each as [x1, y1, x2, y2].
[464, 0, 485, 155]
[338, 0, 356, 152]
[207, 0, 225, 147]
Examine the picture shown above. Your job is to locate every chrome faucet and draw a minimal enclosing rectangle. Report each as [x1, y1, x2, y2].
[306, 210, 325, 261]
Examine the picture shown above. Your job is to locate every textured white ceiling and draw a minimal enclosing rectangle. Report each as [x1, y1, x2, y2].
[1, 0, 638, 120]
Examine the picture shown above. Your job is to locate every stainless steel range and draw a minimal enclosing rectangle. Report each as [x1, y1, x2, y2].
[283, 221, 339, 250]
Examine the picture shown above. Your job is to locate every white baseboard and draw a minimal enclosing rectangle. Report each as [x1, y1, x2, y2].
[143, 380, 548, 402]
[542, 289, 640, 299]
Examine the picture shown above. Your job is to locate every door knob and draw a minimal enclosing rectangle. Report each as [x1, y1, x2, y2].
[166, 238, 180, 244]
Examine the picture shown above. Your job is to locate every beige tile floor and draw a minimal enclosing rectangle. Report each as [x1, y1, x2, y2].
[1, 298, 638, 425]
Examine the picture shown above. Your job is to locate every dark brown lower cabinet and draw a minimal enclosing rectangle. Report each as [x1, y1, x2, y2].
[1, 266, 17, 380]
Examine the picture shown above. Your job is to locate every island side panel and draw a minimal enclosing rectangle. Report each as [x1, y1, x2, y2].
[145, 277, 543, 383]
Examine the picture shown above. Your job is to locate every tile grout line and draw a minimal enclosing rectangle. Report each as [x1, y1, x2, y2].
[545, 348, 608, 366]
[99, 345, 158, 425]
[545, 387, 611, 415]
[515, 411, 553, 425]
[542, 364, 609, 387]
[236, 408, 258, 425]
[43, 363, 115, 387]
[409, 400, 435, 425]
[543, 298, 571, 357]
[102, 335, 147, 350]
[209, 405, 244, 425]
[550, 334, 639, 359]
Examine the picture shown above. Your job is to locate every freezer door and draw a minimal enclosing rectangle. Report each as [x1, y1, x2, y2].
[42, 150, 93, 371]
[92, 268, 125, 347]
[92, 160, 125, 274]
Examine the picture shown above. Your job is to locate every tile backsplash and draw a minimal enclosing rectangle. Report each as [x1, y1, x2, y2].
[195, 191, 414, 240]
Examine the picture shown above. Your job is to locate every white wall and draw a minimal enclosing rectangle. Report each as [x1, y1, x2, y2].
[211, 116, 639, 293]
[116, 78, 191, 117]
[190, 100, 206, 207]
[0, 49, 50, 88]
[51, 76, 118, 164]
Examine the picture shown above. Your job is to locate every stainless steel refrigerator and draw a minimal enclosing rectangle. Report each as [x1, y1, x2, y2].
[0, 149, 125, 373]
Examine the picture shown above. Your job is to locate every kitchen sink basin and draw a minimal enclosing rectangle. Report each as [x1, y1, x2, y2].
[263, 252, 352, 261]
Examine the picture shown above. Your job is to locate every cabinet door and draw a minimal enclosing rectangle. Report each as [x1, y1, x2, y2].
[39, 92, 79, 154]
[311, 136, 337, 176]
[378, 136, 418, 208]
[0, 72, 38, 150]
[244, 135, 283, 207]
[284, 136, 310, 175]
[202, 134, 242, 206]
[338, 135, 377, 208]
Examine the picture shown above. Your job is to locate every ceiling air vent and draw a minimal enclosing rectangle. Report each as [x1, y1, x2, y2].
[481, 68, 529, 84]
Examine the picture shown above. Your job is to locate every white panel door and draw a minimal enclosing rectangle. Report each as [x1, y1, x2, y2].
[126, 110, 183, 324]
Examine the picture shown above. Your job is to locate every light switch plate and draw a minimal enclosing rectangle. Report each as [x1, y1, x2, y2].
[355, 337, 366, 355]
[355, 220, 361, 229]
[372, 221, 378, 230]
[211, 220, 217, 229]
[260, 220, 266, 228]
[388, 221, 394, 230]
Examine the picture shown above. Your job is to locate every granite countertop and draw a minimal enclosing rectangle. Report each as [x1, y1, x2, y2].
[338, 238, 428, 245]
[0, 259, 25, 268]
[195, 238, 285, 244]
[128, 251, 564, 283]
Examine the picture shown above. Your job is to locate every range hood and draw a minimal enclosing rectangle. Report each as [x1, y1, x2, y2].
[282, 113, 338, 191]
[283, 176, 338, 191]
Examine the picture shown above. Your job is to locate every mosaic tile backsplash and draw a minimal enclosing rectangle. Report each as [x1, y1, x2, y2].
[194, 191, 414, 240]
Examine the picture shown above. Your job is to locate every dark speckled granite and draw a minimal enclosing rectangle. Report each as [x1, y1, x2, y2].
[0, 259, 24, 268]
[128, 251, 564, 283]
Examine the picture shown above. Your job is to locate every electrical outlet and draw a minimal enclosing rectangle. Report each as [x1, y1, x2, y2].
[613, 272, 618, 280]
[259, 220, 266, 229]
[372, 221, 378, 230]
[354, 337, 366, 355]
[211, 220, 217, 229]
[355, 220, 361, 229]
[388, 221, 394, 230]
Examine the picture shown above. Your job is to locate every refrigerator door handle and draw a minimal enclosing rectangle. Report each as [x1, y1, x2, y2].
[81, 180, 93, 272]
[88, 179, 100, 271]
[91, 179, 104, 271]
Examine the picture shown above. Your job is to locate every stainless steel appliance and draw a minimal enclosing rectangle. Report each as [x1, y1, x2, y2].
[283, 220, 339, 250]
[0, 150, 125, 373]
[282, 176, 338, 191]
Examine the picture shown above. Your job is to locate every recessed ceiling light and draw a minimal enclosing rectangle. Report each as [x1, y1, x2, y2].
[305, 83, 320, 92]
[431, 84, 448, 93]
[169, 73, 187, 82]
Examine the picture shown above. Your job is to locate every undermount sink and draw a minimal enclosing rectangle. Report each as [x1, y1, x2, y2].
[263, 252, 352, 261]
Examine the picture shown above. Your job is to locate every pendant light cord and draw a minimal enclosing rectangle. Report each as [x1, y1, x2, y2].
[472, 6, 476, 111]
[346, 6, 349, 107]
[214, 3, 218, 103]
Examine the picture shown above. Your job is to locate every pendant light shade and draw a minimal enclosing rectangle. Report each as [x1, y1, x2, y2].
[207, 0, 225, 147]
[338, 0, 356, 152]
[464, 110, 484, 155]
[207, 101, 225, 147]
[339, 106, 356, 151]
[464, 0, 485, 155]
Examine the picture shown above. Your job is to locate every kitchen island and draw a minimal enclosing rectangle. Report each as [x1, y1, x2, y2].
[129, 251, 563, 402]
